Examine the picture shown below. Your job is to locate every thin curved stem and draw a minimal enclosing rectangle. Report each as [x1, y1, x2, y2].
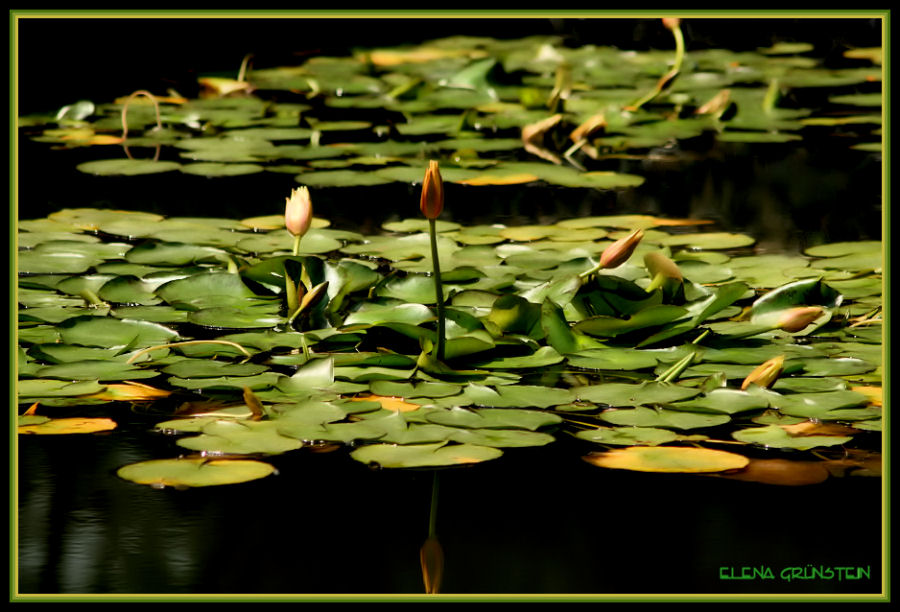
[121, 90, 163, 161]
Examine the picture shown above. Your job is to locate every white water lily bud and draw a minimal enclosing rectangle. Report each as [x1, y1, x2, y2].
[285, 186, 313, 238]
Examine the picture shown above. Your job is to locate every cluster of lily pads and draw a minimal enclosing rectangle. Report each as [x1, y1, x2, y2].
[16, 23, 883, 489]
[17, 201, 882, 488]
[19, 27, 881, 188]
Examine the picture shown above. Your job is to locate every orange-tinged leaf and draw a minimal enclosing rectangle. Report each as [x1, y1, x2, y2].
[88, 382, 172, 401]
[457, 173, 539, 186]
[18, 417, 117, 435]
[781, 422, 860, 437]
[715, 458, 830, 486]
[59, 131, 124, 145]
[243, 386, 265, 421]
[366, 47, 480, 67]
[649, 217, 716, 227]
[569, 113, 607, 142]
[584, 446, 749, 473]
[114, 94, 187, 105]
[24, 402, 40, 416]
[350, 393, 421, 413]
[198, 77, 253, 97]
[851, 386, 882, 406]
[522, 114, 563, 144]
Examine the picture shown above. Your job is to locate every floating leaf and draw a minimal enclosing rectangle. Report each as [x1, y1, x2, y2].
[575, 426, 681, 446]
[76, 159, 182, 176]
[732, 424, 853, 450]
[350, 442, 503, 468]
[599, 406, 731, 430]
[18, 417, 118, 435]
[117, 457, 276, 488]
[584, 446, 749, 473]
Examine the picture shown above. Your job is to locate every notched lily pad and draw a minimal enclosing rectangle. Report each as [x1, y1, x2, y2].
[117, 457, 277, 488]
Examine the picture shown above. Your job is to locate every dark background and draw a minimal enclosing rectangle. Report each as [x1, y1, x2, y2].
[16, 14, 884, 116]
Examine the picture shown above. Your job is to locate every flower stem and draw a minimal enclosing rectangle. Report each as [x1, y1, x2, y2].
[428, 471, 439, 539]
[292, 234, 302, 256]
[428, 218, 446, 361]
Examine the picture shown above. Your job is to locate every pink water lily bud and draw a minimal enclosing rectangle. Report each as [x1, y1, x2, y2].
[777, 306, 824, 333]
[285, 186, 313, 237]
[420, 160, 444, 220]
[741, 355, 785, 390]
[599, 229, 644, 269]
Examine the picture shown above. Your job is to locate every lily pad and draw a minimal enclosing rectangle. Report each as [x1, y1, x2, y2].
[584, 446, 750, 473]
[116, 457, 276, 488]
[349, 441, 503, 468]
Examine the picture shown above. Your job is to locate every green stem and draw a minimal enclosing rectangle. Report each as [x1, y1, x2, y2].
[285, 267, 299, 318]
[428, 218, 446, 362]
[627, 21, 684, 111]
[671, 23, 685, 74]
[292, 234, 302, 257]
[762, 78, 779, 115]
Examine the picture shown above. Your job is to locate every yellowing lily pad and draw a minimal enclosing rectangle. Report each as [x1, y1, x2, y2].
[350, 393, 422, 413]
[18, 417, 117, 435]
[457, 172, 539, 186]
[583, 445, 750, 473]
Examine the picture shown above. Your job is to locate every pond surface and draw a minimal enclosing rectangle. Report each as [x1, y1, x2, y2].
[14, 14, 885, 600]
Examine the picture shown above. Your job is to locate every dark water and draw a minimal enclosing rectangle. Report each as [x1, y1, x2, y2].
[17, 409, 883, 595]
[14, 15, 885, 599]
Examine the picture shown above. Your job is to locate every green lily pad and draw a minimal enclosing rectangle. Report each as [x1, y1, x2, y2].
[76, 159, 182, 176]
[576, 426, 681, 446]
[35, 360, 158, 381]
[57, 315, 179, 349]
[349, 441, 503, 468]
[599, 406, 731, 430]
[732, 424, 853, 450]
[424, 406, 561, 430]
[161, 358, 269, 378]
[117, 457, 276, 488]
[177, 420, 305, 455]
[18, 378, 107, 399]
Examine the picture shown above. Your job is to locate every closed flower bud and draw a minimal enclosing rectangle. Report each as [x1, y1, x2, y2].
[741, 355, 785, 390]
[420, 160, 444, 220]
[285, 186, 313, 237]
[777, 306, 824, 333]
[662, 17, 681, 31]
[599, 229, 644, 269]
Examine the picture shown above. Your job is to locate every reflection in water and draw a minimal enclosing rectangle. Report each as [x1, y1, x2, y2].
[17, 416, 882, 595]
